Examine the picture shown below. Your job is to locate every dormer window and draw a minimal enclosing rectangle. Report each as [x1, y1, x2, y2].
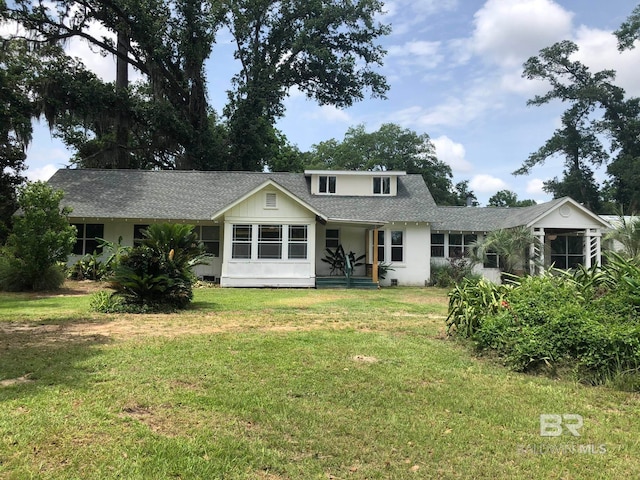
[319, 175, 336, 194]
[373, 176, 391, 195]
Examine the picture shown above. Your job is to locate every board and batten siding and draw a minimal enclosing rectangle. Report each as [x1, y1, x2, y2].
[220, 187, 317, 287]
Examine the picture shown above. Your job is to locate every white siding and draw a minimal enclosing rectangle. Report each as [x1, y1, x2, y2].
[221, 187, 316, 287]
[309, 172, 400, 196]
[66, 218, 223, 280]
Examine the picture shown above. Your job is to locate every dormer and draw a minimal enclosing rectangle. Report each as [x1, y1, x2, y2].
[305, 170, 406, 197]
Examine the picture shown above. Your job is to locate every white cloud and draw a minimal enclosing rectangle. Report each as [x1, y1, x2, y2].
[413, 83, 502, 128]
[470, 174, 508, 193]
[432, 136, 473, 173]
[525, 178, 546, 196]
[387, 40, 444, 69]
[308, 105, 351, 123]
[26, 164, 58, 182]
[573, 26, 640, 97]
[472, 0, 573, 67]
[383, 0, 459, 36]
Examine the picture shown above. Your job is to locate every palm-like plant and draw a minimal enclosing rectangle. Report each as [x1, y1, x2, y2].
[604, 215, 640, 260]
[470, 226, 541, 277]
[109, 224, 205, 310]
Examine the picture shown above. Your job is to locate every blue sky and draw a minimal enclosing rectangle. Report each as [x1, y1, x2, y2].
[21, 0, 640, 205]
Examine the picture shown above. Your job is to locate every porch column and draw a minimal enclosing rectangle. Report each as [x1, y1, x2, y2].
[584, 228, 601, 268]
[372, 228, 379, 283]
[531, 227, 545, 275]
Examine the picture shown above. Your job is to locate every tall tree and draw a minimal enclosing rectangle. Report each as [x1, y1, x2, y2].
[4, 0, 223, 169]
[615, 4, 640, 51]
[487, 190, 536, 207]
[0, 40, 36, 242]
[517, 39, 640, 212]
[304, 124, 461, 205]
[223, 0, 390, 170]
[516, 41, 612, 211]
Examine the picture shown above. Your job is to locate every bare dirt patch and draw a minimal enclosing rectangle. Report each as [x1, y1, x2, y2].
[0, 374, 34, 387]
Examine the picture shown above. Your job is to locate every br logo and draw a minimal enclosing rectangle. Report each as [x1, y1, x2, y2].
[540, 414, 583, 437]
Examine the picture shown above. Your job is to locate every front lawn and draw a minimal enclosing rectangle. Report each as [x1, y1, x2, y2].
[0, 284, 638, 478]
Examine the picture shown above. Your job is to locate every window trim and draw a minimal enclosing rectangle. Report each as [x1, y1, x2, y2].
[72, 223, 105, 255]
[550, 235, 584, 269]
[373, 176, 391, 195]
[232, 224, 252, 259]
[195, 225, 220, 257]
[231, 224, 310, 261]
[390, 230, 404, 263]
[431, 233, 445, 258]
[258, 224, 283, 259]
[288, 225, 308, 259]
[318, 175, 337, 194]
[326, 228, 340, 249]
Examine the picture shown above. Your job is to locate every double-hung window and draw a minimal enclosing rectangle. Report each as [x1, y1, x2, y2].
[133, 224, 149, 247]
[288, 225, 308, 259]
[326, 229, 340, 249]
[258, 225, 283, 259]
[391, 231, 404, 262]
[195, 225, 220, 256]
[448, 234, 476, 258]
[72, 223, 104, 255]
[377, 230, 385, 261]
[232, 225, 252, 259]
[431, 233, 445, 257]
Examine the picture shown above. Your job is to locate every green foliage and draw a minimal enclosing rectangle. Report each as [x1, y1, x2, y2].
[615, 4, 640, 51]
[446, 278, 512, 337]
[1, 182, 75, 291]
[452, 264, 640, 388]
[430, 257, 477, 288]
[321, 245, 365, 276]
[518, 36, 640, 212]
[106, 223, 205, 311]
[377, 261, 395, 280]
[304, 123, 461, 205]
[487, 190, 536, 207]
[605, 215, 640, 260]
[0, 40, 34, 243]
[470, 226, 540, 276]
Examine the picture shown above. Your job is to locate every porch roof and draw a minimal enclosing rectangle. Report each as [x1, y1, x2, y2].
[48, 169, 438, 224]
[430, 197, 610, 232]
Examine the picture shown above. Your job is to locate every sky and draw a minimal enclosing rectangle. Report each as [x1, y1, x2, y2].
[20, 0, 640, 206]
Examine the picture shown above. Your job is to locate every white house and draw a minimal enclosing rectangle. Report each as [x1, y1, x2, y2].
[47, 169, 612, 287]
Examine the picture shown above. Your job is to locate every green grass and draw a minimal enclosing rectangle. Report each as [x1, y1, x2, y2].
[1, 284, 639, 479]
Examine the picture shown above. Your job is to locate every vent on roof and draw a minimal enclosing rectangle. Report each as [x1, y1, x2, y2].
[265, 192, 277, 209]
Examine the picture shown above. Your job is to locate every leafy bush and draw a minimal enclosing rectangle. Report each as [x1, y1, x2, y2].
[0, 182, 75, 291]
[446, 278, 512, 337]
[69, 237, 129, 281]
[104, 224, 205, 312]
[430, 257, 478, 287]
[456, 272, 640, 389]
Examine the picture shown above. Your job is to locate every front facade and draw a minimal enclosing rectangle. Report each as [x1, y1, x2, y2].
[48, 169, 611, 287]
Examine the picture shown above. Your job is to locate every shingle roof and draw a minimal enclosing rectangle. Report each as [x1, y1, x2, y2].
[429, 197, 609, 232]
[47, 169, 439, 224]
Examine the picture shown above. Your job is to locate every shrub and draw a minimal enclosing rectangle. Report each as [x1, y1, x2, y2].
[446, 278, 512, 337]
[107, 223, 205, 312]
[430, 257, 478, 287]
[1, 182, 76, 291]
[69, 237, 129, 281]
[465, 273, 640, 389]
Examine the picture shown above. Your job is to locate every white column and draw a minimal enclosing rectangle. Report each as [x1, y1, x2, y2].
[531, 227, 545, 275]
